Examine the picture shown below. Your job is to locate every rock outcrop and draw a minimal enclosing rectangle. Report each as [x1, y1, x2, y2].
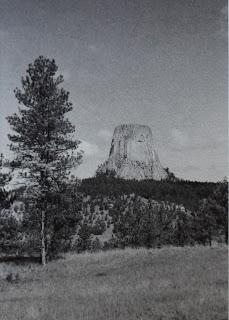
[98, 124, 168, 180]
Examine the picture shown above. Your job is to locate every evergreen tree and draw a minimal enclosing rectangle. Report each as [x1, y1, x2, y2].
[0, 154, 13, 209]
[207, 179, 228, 244]
[7, 56, 83, 265]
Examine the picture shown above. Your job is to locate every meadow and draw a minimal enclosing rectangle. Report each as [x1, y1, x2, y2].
[0, 246, 227, 320]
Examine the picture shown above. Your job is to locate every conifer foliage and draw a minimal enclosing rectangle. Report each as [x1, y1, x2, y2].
[7, 57, 83, 265]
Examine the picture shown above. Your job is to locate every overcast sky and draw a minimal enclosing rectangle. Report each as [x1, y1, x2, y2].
[0, 0, 227, 181]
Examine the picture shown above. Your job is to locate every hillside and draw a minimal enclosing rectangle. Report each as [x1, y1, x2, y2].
[0, 246, 227, 320]
[79, 176, 217, 211]
[73, 176, 226, 250]
[1, 176, 226, 255]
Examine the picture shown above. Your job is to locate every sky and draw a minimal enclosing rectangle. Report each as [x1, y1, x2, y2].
[0, 0, 228, 182]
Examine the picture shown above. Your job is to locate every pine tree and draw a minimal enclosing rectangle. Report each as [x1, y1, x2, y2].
[0, 154, 13, 209]
[7, 56, 83, 265]
[207, 179, 228, 244]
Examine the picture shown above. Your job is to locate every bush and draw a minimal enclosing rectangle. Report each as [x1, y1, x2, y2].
[75, 223, 93, 253]
[91, 220, 106, 235]
[0, 215, 23, 255]
[5, 272, 20, 283]
[90, 238, 103, 252]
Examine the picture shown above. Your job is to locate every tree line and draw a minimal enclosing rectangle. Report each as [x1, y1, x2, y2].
[79, 173, 218, 211]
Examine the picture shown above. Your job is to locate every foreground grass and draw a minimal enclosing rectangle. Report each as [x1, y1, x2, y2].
[0, 246, 227, 320]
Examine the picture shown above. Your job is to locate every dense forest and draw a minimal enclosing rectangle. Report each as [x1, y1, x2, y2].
[79, 175, 218, 211]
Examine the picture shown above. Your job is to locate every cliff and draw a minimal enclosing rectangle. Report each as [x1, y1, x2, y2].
[98, 124, 167, 180]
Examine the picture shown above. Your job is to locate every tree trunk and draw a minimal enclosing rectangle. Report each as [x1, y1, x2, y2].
[41, 210, 46, 266]
[208, 227, 212, 247]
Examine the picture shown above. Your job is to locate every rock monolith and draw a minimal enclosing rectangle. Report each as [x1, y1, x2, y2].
[98, 124, 168, 180]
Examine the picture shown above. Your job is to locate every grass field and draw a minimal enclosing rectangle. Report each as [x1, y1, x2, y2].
[0, 246, 227, 320]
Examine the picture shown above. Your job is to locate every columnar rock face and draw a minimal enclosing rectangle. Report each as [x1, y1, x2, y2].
[99, 124, 168, 180]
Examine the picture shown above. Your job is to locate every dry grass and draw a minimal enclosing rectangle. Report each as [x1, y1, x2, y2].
[0, 246, 227, 320]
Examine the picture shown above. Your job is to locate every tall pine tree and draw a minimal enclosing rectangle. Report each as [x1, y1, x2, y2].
[7, 56, 83, 265]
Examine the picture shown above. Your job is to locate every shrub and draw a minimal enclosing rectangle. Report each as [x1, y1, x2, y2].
[5, 272, 20, 283]
[90, 237, 103, 252]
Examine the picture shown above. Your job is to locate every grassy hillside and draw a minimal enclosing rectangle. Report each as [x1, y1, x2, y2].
[0, 246, 227, 320]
